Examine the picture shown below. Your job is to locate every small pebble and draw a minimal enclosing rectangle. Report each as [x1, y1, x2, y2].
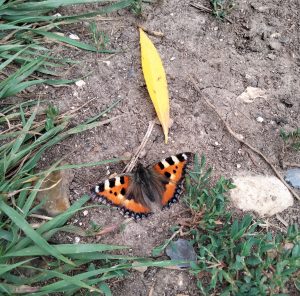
[69, 33, 80, 40]
[267, 54, 276, 60]
[75, 80, 86, 87]
[256, 116, 264, 123]
[83, 210, 88, 216]
[170, 56, 176, 61]
[74, 237, 80, 244]
[269, 40, 281, 51]
[103, 61, 111, 66]
[236, 164, 242, 169]
[285, 168, 300, 189]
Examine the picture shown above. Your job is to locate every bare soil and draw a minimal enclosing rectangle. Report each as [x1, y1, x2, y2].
[36, 0, 300, 295]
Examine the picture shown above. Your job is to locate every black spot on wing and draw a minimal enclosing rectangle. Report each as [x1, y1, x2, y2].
[165, 157, 175, 165]
[158, 162, 164, 170]
[120, 188, 126, 195]
[98, 183, 105, 192]
[120, 176, 125, 184]
[177, 153, 186, 162]
[109, 178, 116, 188]
[164, 171, 171, 178]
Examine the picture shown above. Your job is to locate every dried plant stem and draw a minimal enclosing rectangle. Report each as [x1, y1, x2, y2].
[189, 75, 300, 201]
[123, 120, 155, 173]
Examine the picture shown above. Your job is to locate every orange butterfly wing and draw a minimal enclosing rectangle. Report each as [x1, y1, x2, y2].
[91, 175, 151, 219]
[153, 152, 192, 207]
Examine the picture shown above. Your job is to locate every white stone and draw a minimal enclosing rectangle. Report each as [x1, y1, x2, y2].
[256, 116, 264, 123]
[230, 175, 294, 216]
[237, 87, 267, 103]
[236, 164, 241, 169]
[69, 34, 80, 40]
[75, 80, 86, 87]
[74, 237, 80, 244]
[103, 61, 111, 66]
[170, 56, 176, 61]
[83, 210, 88, 216]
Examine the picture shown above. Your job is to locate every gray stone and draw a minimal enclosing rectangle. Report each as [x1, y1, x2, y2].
[230, 175, 294, 216]
[269, 40, 281, 50]
[285, 168, 300, 189]
[166, 239, 197, 268]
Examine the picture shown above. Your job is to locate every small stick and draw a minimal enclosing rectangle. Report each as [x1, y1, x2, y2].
[138, 25, 164, 37]
[283, 162, 300, 168]
[30, 213, 53, 220]
[276, 214, 289, 227]
[189, 75, 300, 201]
[123, 120, 155, 173]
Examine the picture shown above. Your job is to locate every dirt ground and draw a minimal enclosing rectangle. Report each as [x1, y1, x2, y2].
[37, 0, 300, 295]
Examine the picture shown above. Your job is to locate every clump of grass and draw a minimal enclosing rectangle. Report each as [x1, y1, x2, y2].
[153, 155, 300, 295]
[280, 127, 300, 151]
[210, 0, 235, 20]
[0, 0, 141, 100]
[0, 99, 133, 294]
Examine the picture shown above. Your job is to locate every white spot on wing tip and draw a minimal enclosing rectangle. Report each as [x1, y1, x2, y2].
[115, 177, 121, 186]
[104, 180, 110, 190]
[182, 153, 188, 160]
[161, 160, 169, 168]
[95, 186, 99, 192]
[171, 155, 180, 164]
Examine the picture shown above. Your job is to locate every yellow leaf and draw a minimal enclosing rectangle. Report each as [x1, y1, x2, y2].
[139, 28, 170, 143]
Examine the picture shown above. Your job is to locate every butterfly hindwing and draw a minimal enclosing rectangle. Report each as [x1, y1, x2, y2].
[91, 175, 152, 219]
[153, 152, 192, 208]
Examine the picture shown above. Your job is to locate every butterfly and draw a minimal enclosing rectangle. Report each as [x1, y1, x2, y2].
[90, 152, 193, 220]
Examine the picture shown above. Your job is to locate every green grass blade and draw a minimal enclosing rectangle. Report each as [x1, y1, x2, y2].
[32, 30, 116, 53]
[13, 195, 89, 250]
[4, 243, 127, 257]
[0, 258, 34, 276]
[0, 200, 74, 266]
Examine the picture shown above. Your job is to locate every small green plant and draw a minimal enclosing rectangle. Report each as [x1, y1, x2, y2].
[280, 127, 300, 151]
[210, 0, 235, 20]
[89, 22, 110, 51]
[130, 0, 142, 15]
[153, 155, 300, 295]
[45, 104, 60, 131]
[186, 155, 300, 295]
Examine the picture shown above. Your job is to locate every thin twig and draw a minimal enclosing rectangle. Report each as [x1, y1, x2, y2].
[138, 25, 164, 37]
[123, 120, 155, 173]
[275, 214, 289, 227]
[189, 75, 300, 201]
[283, 162, 300, 168]
[29, 213, 53, 220]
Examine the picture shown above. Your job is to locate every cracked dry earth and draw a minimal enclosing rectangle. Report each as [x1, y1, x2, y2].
[35, 0, 300, 295]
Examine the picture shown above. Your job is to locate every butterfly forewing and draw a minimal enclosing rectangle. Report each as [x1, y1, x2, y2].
[153, 152, 192, 207]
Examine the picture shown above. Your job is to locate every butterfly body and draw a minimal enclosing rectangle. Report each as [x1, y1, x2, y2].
[91, 152, 192, 220]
